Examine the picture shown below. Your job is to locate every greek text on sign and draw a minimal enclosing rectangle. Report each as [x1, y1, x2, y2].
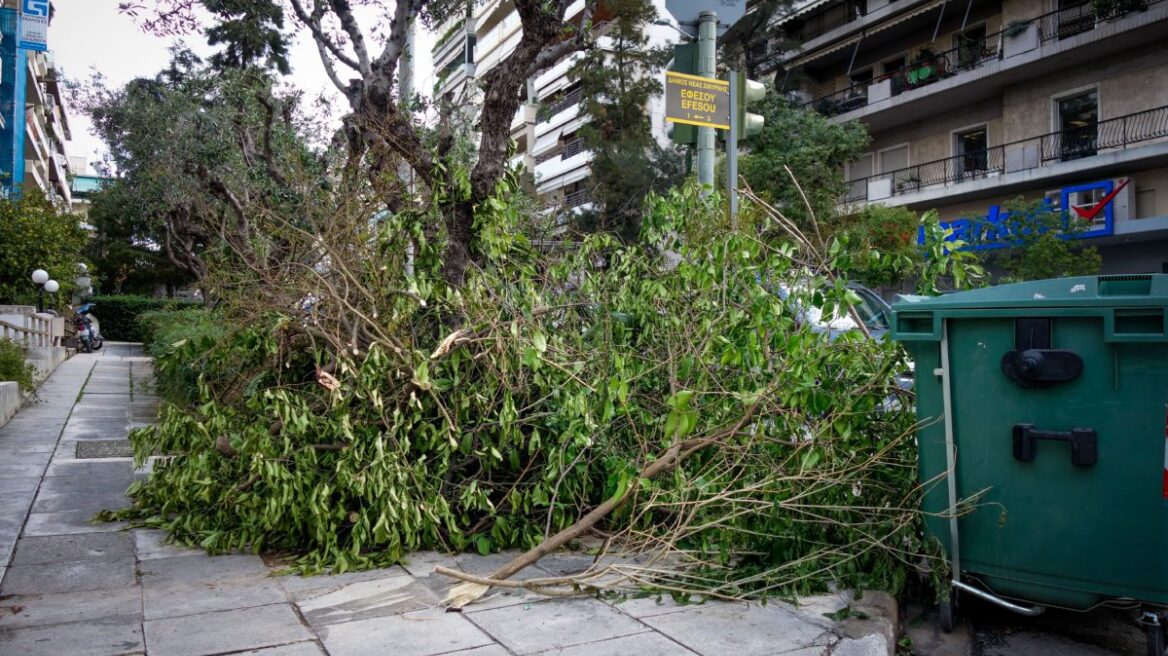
[665, 72, 730, 130]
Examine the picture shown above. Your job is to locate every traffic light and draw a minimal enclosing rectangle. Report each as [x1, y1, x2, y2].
[736, 73, 767, 138]
[720, 72, 766, 140]
[668, 43, 698, 146]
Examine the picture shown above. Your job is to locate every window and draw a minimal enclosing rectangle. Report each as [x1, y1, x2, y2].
[1057, 90, 1098, 162]
[955, 127, 989, 177]
[1136, 188, 1155, 219]
[846, 153, 874, 200]
[880, 55, 907, 93]
[879, 144, 910, 188]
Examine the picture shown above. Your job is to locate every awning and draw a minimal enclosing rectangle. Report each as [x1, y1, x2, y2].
[866, 0, 948, 37]
[787, 33, 862, 67]
[786, 0, 948, 67]
[537, 159, 592, 194]
[532, 126, 567, 156]
[773, 0, 832, 27]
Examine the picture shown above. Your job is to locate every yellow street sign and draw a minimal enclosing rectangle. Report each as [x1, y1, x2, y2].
[665, 71, 730, 130]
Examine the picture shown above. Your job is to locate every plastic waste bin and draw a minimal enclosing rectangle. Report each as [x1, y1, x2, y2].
[892, 274, 1168, 654]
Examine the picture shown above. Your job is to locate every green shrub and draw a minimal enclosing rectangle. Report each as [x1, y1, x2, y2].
[138, 308, 228, 406]
[90, 295, 199, 342]
[0, 338, 37, 391]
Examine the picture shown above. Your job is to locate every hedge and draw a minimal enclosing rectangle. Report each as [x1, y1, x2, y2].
[89, 295, 200, 342]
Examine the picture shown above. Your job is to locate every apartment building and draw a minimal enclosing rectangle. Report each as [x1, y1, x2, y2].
[429, 0, 677, 212]
[760, 0, 1168, 273]
[0, 1, 72, 209]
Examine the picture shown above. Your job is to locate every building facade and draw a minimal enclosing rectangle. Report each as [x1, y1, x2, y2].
[429, 0, 677, 212]
[0, 0, 72, 209]
[764, 0, 1168, 274]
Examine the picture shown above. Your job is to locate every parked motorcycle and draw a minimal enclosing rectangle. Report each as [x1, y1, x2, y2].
[73, 303, 103, 353]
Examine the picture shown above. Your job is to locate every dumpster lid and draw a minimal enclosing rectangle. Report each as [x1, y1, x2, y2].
[892, 275, 1168, 311]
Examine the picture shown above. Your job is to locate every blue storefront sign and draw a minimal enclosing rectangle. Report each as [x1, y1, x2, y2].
[18, 0, 49, 51]
[919, 179, 1120, 251]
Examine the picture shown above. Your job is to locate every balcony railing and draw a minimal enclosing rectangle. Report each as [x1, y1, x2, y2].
[537, 86, 584, 122]
[563, 188, 594, 209]
[805, 0, 1164, 117]
[534, 138, 588, 165]
[1036, 0, 1161, 43]
[808, 33, 1003, 116]
[842, 104, 1168, 202]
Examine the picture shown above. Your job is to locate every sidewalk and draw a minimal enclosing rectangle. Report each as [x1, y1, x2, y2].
[0, 346, 898, 656]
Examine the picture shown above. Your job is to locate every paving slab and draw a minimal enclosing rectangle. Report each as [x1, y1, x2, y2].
[138, 553, 271, 586]
[318, 606, 494, 656]
[532, 630, 699, 655]
[638, 602, 833, 656]
[276, 565, 411, 600]
[22, 509, 126, 536]
[296, 572, 441, 625]
[11, 531, 134, 565]
[0, 556, 137, 595]
[133, 529, 203, 561]
[0, 586, 143, 630]
[0, 615, 144, 656]
[144, 603, 311, 656]
[30, 490, 131, 513]
[231, 643, 329, 656]
[143, 577, 289, 620]
[466, 597, 649, 655]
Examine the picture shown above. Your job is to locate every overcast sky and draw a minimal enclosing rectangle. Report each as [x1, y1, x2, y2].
[52, 0, 436, 173]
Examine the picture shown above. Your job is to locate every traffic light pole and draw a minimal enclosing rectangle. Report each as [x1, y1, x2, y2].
[696, 11, 717, 193]
[728, 71, 738, 222]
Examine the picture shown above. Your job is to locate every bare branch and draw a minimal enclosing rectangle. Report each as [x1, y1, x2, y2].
[289, 0, 362, 71]
[328, 0, 373, 77]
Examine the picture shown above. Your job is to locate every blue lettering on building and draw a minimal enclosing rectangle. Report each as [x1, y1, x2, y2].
[917, 179, 1117, 250]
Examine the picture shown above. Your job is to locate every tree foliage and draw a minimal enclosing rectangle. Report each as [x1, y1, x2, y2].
[738, 95, 870, 231]
[122, 0, 605, 289]
[79, 53, 322, 293]
[0, 190, 88, 307]
[570, 0, 682, 240]
[967, 197, 1103, 282]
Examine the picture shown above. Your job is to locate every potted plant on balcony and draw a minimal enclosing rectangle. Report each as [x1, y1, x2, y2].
[1092, 0, 1146, 21]
[908, 48, 940, 87]
[896, 174, 922, 192]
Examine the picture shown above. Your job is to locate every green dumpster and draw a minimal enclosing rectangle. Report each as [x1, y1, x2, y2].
[892, 274, 1168, 649]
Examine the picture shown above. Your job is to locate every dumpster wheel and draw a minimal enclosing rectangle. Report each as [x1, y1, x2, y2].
[939, 591, 957, 633]
[1140, 609, 1166, 656]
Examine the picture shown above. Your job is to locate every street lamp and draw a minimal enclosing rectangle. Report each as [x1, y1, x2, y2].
[31, 269, 49, 312]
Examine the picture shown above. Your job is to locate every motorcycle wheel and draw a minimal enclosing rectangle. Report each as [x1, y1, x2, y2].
[92, 338, 104, 350]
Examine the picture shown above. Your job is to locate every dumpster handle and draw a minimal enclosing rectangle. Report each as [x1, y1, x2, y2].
[952, 580, 1045, 616]
[1013, 424, 1098, 466]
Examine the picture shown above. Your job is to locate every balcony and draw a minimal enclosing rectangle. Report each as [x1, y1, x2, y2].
[843, 104, 1168, 204]
[809, 34, 1003, 117]
[805, 0, 1168, 130]
[536, 86, 584, 123]
[534, 138, 587, 164]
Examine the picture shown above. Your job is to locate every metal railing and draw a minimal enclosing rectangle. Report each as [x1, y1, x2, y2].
[842, 104, 1168, 202]
[534, 138, 588, 165]
[1036, 0, 1161, 43]
[808, 33, 1003, 116]
[564, 188, 595, 208]
[805, 0, 1163, 117]
[0, 314, 55, 348]
[537, 86, 584, 122]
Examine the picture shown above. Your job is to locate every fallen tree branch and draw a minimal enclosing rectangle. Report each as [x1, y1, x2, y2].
[439, 404, 759, 609]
